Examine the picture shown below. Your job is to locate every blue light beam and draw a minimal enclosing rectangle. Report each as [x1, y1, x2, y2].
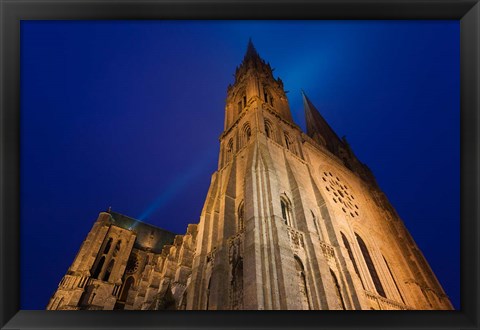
[137, 147, 217, 222]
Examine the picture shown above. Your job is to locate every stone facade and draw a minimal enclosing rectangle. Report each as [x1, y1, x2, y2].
[47, 40, 453, 311]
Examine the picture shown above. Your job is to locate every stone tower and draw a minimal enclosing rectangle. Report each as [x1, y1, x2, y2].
[184, 39, 452, 310]
[47, 40, 453, 310]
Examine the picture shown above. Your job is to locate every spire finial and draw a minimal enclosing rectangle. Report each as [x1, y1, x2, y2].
[244, 37, 259, 61]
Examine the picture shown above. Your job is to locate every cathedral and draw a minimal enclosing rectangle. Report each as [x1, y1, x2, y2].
[46, 40, 453, 311]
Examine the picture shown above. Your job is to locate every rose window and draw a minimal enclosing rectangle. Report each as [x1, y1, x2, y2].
[126, 253, 140, 274]
[321, 171, 359, 218]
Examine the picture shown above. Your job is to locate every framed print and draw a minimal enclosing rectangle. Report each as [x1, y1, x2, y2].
[1, 0, 479, 329]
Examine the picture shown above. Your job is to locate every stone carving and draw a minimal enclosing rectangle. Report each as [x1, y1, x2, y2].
[287, 227, 305, 250]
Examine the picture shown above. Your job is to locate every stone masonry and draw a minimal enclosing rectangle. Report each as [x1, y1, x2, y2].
[47, 40, 453, 311]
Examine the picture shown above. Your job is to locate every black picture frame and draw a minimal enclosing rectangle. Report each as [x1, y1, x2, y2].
[1, 0, 478, 329]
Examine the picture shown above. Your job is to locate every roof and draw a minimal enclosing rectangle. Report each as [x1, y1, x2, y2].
[109, 211, 177, 253]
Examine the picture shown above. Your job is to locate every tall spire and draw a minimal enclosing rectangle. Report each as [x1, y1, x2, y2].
[244, 38, 260, 61]
[302, 90, 343, 153]
[232, 38, 276, 87]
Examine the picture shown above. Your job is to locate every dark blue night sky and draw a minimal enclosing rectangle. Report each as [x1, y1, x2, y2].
[20, 21, 459, 310]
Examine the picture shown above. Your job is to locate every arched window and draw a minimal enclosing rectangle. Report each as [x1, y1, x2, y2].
[355, 233, 386, 297]
[92, 256, 105, 279]
[340, 232, 364, 289]
[294, 256, 311, 310]
[103, 259, 115, 282]
[284, 132, 291, 150]
[330, 269, 346, 310]
[238, 201, 245, 231]
[264, 120, 273, 139]
[237, 92, 246, 114]
[119, 276, 135, 303]
[103, 237, 113, 254]
[112, 240, 121, 257]
[280, 196, 292, 226]
[226, 138, 234, 163]
[383, 256, 406, 304]
[243, 123, 251, 145]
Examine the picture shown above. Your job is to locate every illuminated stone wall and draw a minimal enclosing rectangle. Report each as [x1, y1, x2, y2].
[47, 41, 452, 311]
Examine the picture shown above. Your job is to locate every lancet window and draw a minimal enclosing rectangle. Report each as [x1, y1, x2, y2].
[341, 232, 364, 289]
[238, 201, 245, 231]
[355, 233, 386, 297]
[264, 120, 274, 140]
[280, 196, 293, 226]
[242, 123, 252, 147]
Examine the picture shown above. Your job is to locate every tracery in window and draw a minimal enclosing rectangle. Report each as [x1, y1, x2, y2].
[321, 171, 359, 218]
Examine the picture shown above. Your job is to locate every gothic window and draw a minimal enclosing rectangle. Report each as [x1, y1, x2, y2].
[237, 92, 247, 114]
[92, 256, 105, 279]
[330, 269, 346, 310]
[383, 255, 406, 304]
[103, 237, 113, 254]
[243, 123, 251, 145]
[294, 256, 311, 310]
[113, 240, 121, 257]
[280, 196, 292, 226]
[321, 171, 359, 218]
[226, 138, 234, 162]
[119, 276, 135, 303]
[270, 96, 274, 106]
[126, 253, 140, 274]
[103, 259, 115, 282]
[355, 233, 386, 298]
[264, 91, 269, 103]
[340, 232, 364, 289]
[264, 120, 273, 139]
[238, 201, 245, 231]
[284, 132, 291, 150]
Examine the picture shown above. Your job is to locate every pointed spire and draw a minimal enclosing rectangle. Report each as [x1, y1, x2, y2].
[302, 90, 343, 152]
[244, 37, 260, 61]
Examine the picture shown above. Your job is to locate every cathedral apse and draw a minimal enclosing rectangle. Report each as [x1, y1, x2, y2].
[46, 40, 454, 311]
